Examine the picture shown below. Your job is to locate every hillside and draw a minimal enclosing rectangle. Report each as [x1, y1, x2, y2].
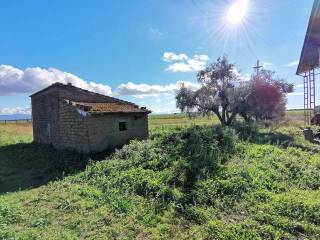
[1, 119, 320, 239]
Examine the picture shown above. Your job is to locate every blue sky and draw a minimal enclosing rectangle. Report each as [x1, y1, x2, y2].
[0, 0, 316, 115]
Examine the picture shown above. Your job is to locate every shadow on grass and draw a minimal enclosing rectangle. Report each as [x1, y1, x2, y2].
[248, 132, 294, 147]
[233, 124, 319, 152]
[0, 142, 112, 194]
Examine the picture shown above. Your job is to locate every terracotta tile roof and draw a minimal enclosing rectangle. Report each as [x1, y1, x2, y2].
[66, 100, 151, 114]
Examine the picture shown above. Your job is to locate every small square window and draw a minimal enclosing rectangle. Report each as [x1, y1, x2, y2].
[119, 122, 127, 131]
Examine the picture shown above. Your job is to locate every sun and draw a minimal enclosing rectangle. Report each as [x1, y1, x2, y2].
[195, 0, 266, 56]
[226, 0, 249, 25]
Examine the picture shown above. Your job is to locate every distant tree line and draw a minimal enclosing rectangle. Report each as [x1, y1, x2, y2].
[176, 56, 294, 126]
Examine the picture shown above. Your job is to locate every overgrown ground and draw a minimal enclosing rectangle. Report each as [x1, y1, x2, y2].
[0, 123, 89, 193]
[1, 112, 320, 239]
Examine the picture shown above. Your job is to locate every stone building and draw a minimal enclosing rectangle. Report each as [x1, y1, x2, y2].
[30, 83, 151, 153]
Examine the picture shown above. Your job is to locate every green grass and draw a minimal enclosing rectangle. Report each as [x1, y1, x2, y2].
[148, 109, 306, 129]
[285, 109, 305, 126]
[0, 113, 320, 239]
[0, 123, 89, 193]
[0, 123, 32, 145]
[149, 113, 220, 129]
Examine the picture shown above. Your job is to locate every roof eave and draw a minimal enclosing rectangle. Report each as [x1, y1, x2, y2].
[296, 0, 320, 75]
[89, 111, 152, 116]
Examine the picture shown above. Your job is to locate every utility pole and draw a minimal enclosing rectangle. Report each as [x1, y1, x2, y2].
[253, 60, 263, 76]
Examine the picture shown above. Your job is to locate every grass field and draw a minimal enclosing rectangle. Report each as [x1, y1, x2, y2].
[0, 109, 306, 141]
[0, 110, 310, 193]
[150, 109, 307, 128]
[1, 111, 320, 239]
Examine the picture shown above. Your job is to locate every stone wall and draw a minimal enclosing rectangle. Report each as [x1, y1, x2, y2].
[87, 113, 148, 152]
[31, 88, 60, 145]
[31, 84, 149, 153]
[56, 100, 90, 153]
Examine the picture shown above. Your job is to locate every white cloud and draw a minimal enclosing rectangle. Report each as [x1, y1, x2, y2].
[0, 64, 201, 115]
[149, 27, 164, 37]
[285, 61, 299, 67]
[116, 68, 249, 99]
[0, 106, 31, 115]
[262, 61, 274, 68]
[166, 63, 194, 73]
[115, 80, 202, 113]
[0, 65, 112, 96]
[116, 81, 200, 98]
[163, 52, 189, 62]
[163, 52, 209, 73]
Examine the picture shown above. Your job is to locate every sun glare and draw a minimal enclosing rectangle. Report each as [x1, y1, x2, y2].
[226, 0, 249, 25]
[194, 0, 267, 57]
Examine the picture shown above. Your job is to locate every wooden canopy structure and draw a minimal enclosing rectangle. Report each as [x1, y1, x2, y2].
[297, 0, 320, 125]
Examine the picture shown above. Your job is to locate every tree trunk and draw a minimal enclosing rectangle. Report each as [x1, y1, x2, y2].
[240, 113, 251, 123]
[226, 111, 237, 126]
[221, 108, 226, 125]
[214, 110, 225, 125]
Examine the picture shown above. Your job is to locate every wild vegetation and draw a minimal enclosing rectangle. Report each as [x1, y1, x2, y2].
[0, 113, 319, 239]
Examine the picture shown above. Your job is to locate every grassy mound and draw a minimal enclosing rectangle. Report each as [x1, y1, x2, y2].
[1, 125, 320, 239]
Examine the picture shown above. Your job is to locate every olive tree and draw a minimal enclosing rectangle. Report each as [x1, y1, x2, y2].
[176, 56, 294, 126]
[176, 56, 249, 126]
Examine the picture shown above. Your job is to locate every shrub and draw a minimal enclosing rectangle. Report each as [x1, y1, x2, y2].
[161, 126, 237, 188]
[0, 204, 21, 225]
[82, 125, 239, 211]
[206, 220, 261, 240]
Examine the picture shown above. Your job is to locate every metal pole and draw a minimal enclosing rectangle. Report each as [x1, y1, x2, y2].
[311, 68, 316, 121]
[304, 72, 309, 126]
